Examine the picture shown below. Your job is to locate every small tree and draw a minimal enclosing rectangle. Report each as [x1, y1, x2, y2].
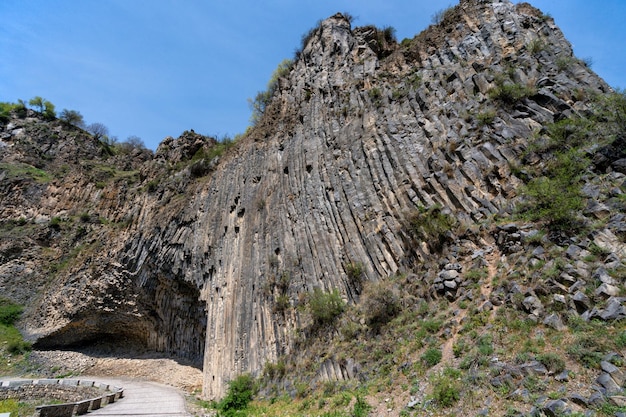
[14, 100, 28, 118]
[43, 100, 56, 120]
[125, 135, 145, 149]
[248, 58, 293, 125]
[28, 96, 55, 120]
[59, 109, 84, 127]
[117, 135, 146, 154]
[28, 96, 45, 112]
[87, 122, 109, 141]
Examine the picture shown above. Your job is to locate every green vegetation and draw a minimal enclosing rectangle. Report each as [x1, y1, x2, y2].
[359, 279, 401, 331]
[249, 59, 294, 125]
[536, 352, 565, 374]
[59, 108, 84, 127]
[352, 395, 371, 417]
[0, 297, 23, 326]
[0, 100, 28, 122]
[488, 81, 536, 104]
[0, 162, 52, 184]
[28, 96, 56, 120]
[527, 38, 546, 54]
[309, 288, 345, 327]
[0, 298, 31, 373]
[404, 205, 457, 252]
[0, 398, 20, 416]
[520, 150, 587, 231]
[189, 136, 237, 177]
[431, 370, 460, 407]
[476, 110, 496, 127]
[431, 6, 455, 25]
[421, 347, 442, 367]
[217, 374, 257, 417]
[344, 262, 364, 285]
[516, 89, 626, 233]
[368, 87, 382, 106]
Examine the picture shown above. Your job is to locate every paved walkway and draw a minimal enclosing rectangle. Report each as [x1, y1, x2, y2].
[84, 377, 191, 417]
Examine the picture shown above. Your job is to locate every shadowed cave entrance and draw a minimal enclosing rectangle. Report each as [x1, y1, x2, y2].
[33, 276, 207, 369]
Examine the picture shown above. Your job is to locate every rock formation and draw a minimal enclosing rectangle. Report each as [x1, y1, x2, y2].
[1, 0, 624, 403]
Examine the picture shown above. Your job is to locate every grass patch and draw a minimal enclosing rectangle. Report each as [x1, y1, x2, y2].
[0, 162, 52, 184]
[422, 347, 442, 367]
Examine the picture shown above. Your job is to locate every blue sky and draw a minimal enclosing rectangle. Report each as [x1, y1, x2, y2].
[1, 1, 624, 150]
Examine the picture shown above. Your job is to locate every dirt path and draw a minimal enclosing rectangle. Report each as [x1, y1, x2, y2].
[440, 244, 501, 364]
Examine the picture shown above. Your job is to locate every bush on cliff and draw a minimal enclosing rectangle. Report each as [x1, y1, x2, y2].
[0, 297, 23, 326]
[217, 373, 256, 416]
[309, 288, 345, 327]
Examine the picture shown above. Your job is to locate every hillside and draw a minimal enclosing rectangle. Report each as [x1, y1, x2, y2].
[1, 0, 625, 416]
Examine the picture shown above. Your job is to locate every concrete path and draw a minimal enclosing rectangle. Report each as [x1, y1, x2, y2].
[85, 377, 192, 417]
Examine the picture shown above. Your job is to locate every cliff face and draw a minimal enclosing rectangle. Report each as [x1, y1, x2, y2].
[1, 0, 623, 400]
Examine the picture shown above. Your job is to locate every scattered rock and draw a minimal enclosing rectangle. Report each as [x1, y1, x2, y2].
[599, 297, 626, 320]
[594, 283, 620, 298]
[543, 313, 566, 331]
[555, 370, 570, 382]
[597, 372, 622, 395]
[541, 399, 567, 417]
[601, 361, 625, 386]
[571, 291, 591, 313]
[569, 393, 588, 407]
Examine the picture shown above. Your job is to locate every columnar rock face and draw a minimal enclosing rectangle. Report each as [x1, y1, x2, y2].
[0, 0, 618, 400]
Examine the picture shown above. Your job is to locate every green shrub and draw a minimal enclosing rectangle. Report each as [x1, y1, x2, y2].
[14, 100, 27, 118]
[476, 110, 496, 126]
[520, 150, 587, 231]
[360, 280, 401, 331]
[273, 294, 290, 313]
[263, 360, 286, 380]
[489, 82, 535, 104]
[432, 374, 460, 407]
[537, 352, 566, 374]
[0, 398, 19, 415]
[405, 205, 457, 252]
[59, 109, 84, 127]
[422, 347, 442, 367]
[477, 334, 494, 356]
[422, 319, 442, 334]
[49, 216, 62, 230]
[556, 56, 574, 71]
[368, 88, 383, 106]
[566, 335, 604, 368]
[0, 298, 23, 326]
[309, 288, 345, 327]
[249, 59, 294, 125]
[218, 374, 256, 416]
[7, 339, 31, 355]
[29, 96, 55, 120]
[353, 395, 371, 417]
[345, 262, 364, 284]
[528, 38, 546, 54]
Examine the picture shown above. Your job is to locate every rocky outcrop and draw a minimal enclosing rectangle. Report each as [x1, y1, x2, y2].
[1, 0, 623, 401]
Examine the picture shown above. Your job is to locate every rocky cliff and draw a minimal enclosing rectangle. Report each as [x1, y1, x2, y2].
[1, 0, 625, 407]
